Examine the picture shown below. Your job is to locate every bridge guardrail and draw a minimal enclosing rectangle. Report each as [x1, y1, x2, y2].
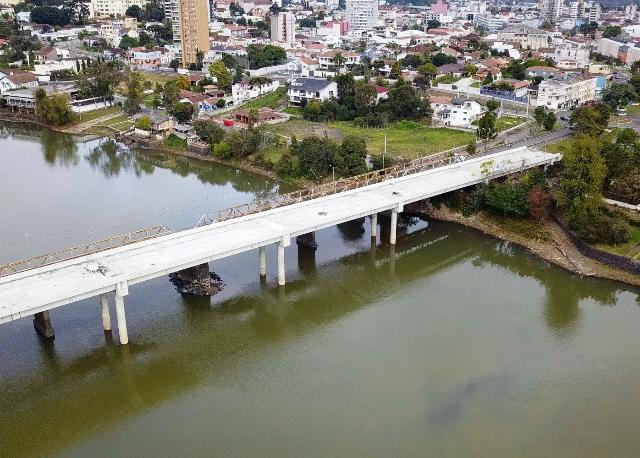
[0, 225, 172, 278]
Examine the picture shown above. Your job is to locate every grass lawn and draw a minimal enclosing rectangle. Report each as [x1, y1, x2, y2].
[93, 114, 133, 132]
[241, 87, 287, 110]
[282, 106, 303, 116]
[75, 106, 121, 124]
[141, 71, 178, 84]
[626, 104, 640, 116]
[264, 119, 474, 159]
[543, 138, 573, 154]
[165, 133, 187, 150]
[329, 121, 474, 158]
[495, 115, 525, 131]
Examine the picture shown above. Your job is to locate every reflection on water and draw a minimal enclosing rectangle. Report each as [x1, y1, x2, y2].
[1, 123, 640, 457]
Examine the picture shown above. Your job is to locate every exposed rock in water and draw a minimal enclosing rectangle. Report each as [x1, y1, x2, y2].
[169, 263, 224, 296]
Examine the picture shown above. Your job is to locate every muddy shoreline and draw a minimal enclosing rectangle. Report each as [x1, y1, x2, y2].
[422, 204, 640, 288]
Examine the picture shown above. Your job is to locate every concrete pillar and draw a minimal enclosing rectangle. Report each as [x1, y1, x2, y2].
[259, 246, 266, 279]
[115, 282, 129, 345]
[296, 232, 318, 250]
[100, 293, 111, 332]
[390, 209, 398, 245]
[278, 241, 286, 286]
[33, 311, 54, 339]
[371, 213, 378, 239]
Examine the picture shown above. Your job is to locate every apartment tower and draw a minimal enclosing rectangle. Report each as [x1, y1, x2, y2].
[173, 0, 209, 67]
[270, 12, 294, 44]
[345, 0, 378, 31]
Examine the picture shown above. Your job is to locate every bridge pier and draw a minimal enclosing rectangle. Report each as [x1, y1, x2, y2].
[371, 214, 378, 240]
[390, 209, 399, 245]
[100, 293, 111, 332]
[115, 282, 129, 345]
[169, 263, 223, 296]
[33, 311, 54, 339]
[296, 232, 318, 250]
[277, 237, 290, 286]
[259, 246, 266, 279]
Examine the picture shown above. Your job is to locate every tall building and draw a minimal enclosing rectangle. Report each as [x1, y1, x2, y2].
[345, 0, 378, 31]
[166, 0, 210, 67]
[270, 12, 294, 44]
[540, 0, 562, 24]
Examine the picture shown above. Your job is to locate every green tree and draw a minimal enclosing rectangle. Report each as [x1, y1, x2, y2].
[34, 88, 76, 126]
[486, 100, 499, 113]
[118, 35, 138, 50]
[193, 120, 225, 144]
[208, 60, 232, 91]
[534, 106, 547, 128]
[603, 25, 622, 38]
[332, 52, 346, 73]
[570, 104, 610, 137]
[481, 182, 530, 217]
[135, 115, 152, 130]
[602, 128, 640, 182]
[389, 61, 402, 79]
[543, 111, 556, 131]
[354, 83, 377, 115]
[601, 82, 639, 109]
[417, 62, 437, 79]
[162, 80, 181, 108]
[477, 112, 497, 142]
[334, 135, 367, 177]
[294, 136, 337, 181]
[123, 70, 144, 115]
[171, 101, 195, 123]
[426, 19, 441, 30]
[382, 81, 431, 121]
[558, 135, 606, 228]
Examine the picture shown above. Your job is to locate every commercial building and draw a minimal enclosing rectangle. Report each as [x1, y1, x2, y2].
[496, 25, 550, 51]
[270, 12, 294, 44]
[536, 76, 597, 110]
[345, 0, 378, 31]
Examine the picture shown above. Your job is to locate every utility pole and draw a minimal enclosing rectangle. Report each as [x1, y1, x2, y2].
[383, 133, 387, 169]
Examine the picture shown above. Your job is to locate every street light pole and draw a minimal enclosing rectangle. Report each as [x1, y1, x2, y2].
[383, 133, 387, 169]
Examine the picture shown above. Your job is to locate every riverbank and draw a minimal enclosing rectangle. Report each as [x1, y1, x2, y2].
[422, 204, 640, 287]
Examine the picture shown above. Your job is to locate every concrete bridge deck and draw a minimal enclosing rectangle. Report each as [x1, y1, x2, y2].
[0, 147, 560, 342]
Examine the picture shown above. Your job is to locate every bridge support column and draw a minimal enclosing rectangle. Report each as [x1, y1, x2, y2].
[277, 236, 290, 286]
[390, 209, 399, 245]
[371, 214, 378, 239]
[296, 232, 318, 250]
[100, 293, 111, 332]
[33, 311, 54, 339]
[115, 282, 129, 345]
[259, 246, 266, 279]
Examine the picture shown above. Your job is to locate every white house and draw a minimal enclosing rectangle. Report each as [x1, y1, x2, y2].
[431, 95, 485, 128]
[231, 78, 280, 104]
[0, 69, 39, 95]
[287, 77, 337, 106]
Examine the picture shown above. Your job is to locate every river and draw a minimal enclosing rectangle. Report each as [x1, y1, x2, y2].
[1, 124, 640, 457]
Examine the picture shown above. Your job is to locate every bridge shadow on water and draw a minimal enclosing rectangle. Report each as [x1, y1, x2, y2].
[0, 217, 635, 457]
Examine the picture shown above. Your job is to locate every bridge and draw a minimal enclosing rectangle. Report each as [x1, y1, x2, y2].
[0, 147, 560, 345]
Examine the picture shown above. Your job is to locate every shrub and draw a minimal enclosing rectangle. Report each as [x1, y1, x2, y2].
[276, 153, 297, 178]
[212, 141, 232, 159]
[481, 181, 530, 217]
[576, 210, 631, 245]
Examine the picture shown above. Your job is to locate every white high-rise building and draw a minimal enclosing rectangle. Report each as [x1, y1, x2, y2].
[165, 0, 181, 46]
[346, 0, 378, 31]
[270, 12, 294, 44]
[540, 0, 563, 24]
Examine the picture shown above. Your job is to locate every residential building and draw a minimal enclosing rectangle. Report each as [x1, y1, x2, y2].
[553, 39, 590, 69]
[34, 47, 70, 63]
[0, 69, 39, 94]
[178, 0, 210, 67]
[91, 0, 146, 17]
[231, 107, 286, 126]
[129, 47, 176, 69]
[496, 24, 550, 50]
[287, 77, 337, 105]
[270, 12, 294, 44]
[346, 0, 379, 31]
[540, 0, 563, 24]
[431, 95, 485, 128]
[536, 76, 597, 110]
[231, 78, 280, 104]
